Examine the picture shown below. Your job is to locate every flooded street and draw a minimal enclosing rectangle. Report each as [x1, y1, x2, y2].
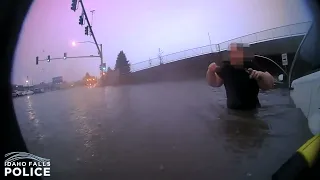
[13, 80, 312, 180]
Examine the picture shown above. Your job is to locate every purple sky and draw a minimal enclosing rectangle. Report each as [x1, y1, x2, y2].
[12, 0, 311, 85]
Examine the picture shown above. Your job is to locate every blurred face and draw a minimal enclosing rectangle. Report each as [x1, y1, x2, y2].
[229, 44, 244, 67]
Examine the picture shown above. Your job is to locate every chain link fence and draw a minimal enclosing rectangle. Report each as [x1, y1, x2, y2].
[130, 21, 312, 72]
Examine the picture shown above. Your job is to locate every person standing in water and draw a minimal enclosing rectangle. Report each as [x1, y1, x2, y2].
[206, 43, 274, 110]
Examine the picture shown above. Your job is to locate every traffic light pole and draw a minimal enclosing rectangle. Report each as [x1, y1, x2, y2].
[78, 0, 103, 71]
[73, 41, 103, 71]
[37, 55, 100, 62]
[100, 43, 103, 67]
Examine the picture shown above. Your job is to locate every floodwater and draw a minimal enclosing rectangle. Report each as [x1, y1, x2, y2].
[13, 80, 312, 180]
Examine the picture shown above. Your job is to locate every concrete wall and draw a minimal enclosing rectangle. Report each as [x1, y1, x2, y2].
[110, 35, 304, 85]
[250, 35, 303, 55]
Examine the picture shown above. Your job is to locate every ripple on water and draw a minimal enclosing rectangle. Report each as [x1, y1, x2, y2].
[68, 107, 97, 159]
[12, 84, 312, 180]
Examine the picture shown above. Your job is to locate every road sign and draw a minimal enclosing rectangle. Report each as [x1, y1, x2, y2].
[281, 53, 288, 66]
[52, 76, 63, 84]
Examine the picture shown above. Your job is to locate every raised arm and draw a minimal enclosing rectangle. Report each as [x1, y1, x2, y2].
[206, 63, 223, 87]
[248, 68, 274, 90]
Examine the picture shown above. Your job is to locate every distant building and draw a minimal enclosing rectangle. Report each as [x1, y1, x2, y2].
[52, 76, 63, 84]
[33, 82, 50, 90]
[12, 85, 24, 91]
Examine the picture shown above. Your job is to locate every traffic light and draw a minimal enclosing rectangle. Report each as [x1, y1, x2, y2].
[85, 26, 89, 35]
[79, 15, 83, 25]
[63, 53, 67, 60]
[99, 63, 106, 71]
[47, 55, 50, 62]
[36, 56, 39, 65]
[71, 0, 77, 11]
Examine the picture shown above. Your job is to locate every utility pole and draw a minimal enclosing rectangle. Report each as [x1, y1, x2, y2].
[208, 32, 213, 53]
[149, 58, 152, 67]
[158, 48, 164, 65]
[100, 43, 103, 71]
[90, 10, 95, 26]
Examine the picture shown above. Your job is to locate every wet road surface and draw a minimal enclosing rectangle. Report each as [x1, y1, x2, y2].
[13, 80, 312, 180]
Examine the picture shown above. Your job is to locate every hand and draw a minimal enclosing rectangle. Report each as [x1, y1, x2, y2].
[247, 68, 263, 80]
[208, 63, 220, 73]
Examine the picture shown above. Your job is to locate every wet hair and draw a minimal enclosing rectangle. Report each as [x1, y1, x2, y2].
[228, 43, 251, 52]
[229, 43, 254, 61]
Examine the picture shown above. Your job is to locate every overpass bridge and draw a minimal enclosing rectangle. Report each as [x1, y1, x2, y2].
[116, 21, 312, 85]
[130, 21, 311, 72]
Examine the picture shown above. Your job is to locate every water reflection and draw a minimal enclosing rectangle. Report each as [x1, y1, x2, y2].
[217, 109, 269, 155]
[13, 82, 312, 179]
[25, 95, 43, 141]
[67, 88, 107, 160]
[26, 96, 36, 121]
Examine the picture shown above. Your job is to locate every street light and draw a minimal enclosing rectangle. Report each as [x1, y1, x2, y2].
[71, 41, 104, 75]
[254, 55, 288, 76]
[72, 41, 101, 56]
[72, 41, 96, 46]
[71, 41, 101, 56]
[26, 80, 29, 90]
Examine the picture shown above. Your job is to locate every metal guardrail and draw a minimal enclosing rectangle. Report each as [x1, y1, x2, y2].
[130, 21, 312, 72]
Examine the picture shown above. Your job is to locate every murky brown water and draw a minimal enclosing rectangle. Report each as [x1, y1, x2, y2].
[13, 80, 312, 180]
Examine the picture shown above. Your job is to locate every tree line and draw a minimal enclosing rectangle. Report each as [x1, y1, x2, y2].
[108, 50, 131, 74]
